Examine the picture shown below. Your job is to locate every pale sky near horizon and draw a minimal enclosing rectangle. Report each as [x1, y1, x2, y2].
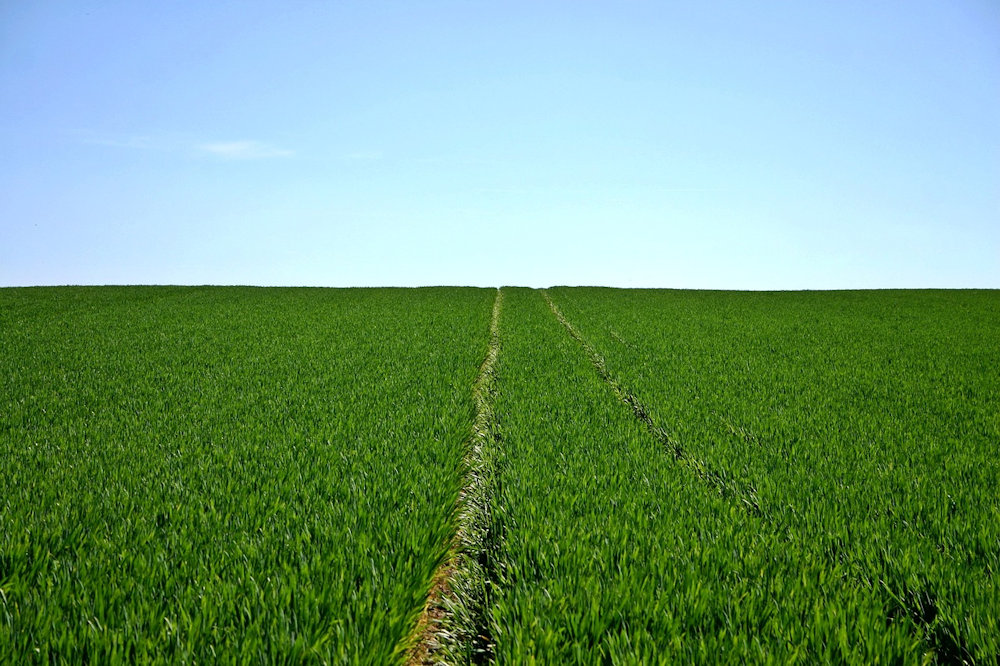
[2, 1, 998, 289]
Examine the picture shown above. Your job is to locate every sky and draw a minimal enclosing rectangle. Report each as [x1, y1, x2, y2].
[2, 1, 998, 289]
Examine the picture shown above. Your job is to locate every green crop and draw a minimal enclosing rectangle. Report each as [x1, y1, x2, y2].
[484, 289, 943, 664]
[0, 286, 495, 663]
[544, 287, 1000, 663]
[2, 286, 997, 663]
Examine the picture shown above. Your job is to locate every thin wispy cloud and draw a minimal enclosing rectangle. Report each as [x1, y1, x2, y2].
[199, 141, 293, 159]
[74, 131, 293, 160]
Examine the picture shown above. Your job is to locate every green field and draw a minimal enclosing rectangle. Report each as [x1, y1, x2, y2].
[2, 286, 998, 663]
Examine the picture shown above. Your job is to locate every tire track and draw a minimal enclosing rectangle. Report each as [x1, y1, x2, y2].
[541, 290, 764, 517]
[403, 288, 502, 665]
[540, 289, 973, 663]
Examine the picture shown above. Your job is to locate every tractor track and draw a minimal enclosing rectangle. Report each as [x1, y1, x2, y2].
[540, 289, 974, 664]
[403, 288, 503, 665]
[541, 290, 764, 517]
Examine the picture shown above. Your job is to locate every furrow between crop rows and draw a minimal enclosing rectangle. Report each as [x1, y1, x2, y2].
[541, 290, 764, 517]
[404, 289, 503, 665]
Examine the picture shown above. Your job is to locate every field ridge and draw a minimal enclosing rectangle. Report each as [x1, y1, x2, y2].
[404, 288, 503, 665]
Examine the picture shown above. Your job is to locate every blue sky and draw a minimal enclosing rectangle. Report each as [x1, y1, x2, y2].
[2, 1, 998, 288]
